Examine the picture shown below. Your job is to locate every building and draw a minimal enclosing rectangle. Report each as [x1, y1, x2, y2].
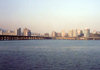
[73, 29, 78, 37]
[17, 28, 21, 36]
[68, 30, 73, 37]
[44, 33, 49, 37]
[96, 31, 100, 34]
[52, 31, 57, 37]
[2, 30, 16, 35]
[23, 28, 31, 36]
[56, 33, 61, 37]
[0, 30, 2, 35]
[84, 28, 90, 37]
[61, 30, 66, 37]
[77, 29, 83, 37]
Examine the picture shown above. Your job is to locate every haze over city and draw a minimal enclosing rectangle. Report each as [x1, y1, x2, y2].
[0, 0, 100, 33]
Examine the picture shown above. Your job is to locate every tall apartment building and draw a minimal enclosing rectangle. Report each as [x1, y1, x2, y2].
[17, 28, 21, 36]
[84, 28, 90, 37]
[23, 28, 31, 36]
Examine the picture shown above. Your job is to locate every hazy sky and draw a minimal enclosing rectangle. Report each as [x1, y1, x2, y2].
[0, 0, 100, 33]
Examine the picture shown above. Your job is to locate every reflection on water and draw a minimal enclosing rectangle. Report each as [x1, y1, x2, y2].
[0, 40, 100, 70]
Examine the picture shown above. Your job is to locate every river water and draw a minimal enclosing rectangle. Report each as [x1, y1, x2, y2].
[0, 40, 100, 70]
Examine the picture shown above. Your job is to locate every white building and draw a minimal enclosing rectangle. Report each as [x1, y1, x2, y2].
[84, 29, 90, 37]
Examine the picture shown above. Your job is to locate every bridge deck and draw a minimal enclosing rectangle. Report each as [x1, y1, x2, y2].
[0, 35, 52, 40]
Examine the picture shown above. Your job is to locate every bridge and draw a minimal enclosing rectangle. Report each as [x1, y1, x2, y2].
[1, 35, 100, 40]
[0, 35, 52, 40]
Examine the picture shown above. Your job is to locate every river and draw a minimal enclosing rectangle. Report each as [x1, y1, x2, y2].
[0, 40, 100, 70]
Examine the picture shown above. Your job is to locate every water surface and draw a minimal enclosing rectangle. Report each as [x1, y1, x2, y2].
[0, 40, 100, 70]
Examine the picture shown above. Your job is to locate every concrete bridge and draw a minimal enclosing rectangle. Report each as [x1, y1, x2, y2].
[0, 35, 52, 40]
[1, 35, 100, 40]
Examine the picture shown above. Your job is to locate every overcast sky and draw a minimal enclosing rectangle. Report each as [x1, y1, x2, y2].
[0, 0, 100, 33]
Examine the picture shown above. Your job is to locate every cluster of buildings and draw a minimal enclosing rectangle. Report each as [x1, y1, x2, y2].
[0, 28, 100, 38]
[0, 28, 31, 36]
[52, 29, 90, 38]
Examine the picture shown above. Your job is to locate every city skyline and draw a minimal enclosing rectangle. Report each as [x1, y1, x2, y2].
[1, 27, 100, 40]
[0, 27, 95, 33]
[0, 27, 97, 34]
[0, 0, 100, 33]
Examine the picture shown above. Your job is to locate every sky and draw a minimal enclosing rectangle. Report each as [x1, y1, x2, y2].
[0, 0, 100, 33]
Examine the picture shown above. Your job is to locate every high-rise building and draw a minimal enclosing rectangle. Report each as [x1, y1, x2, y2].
[52, 31, 57, 37]
[23, 28, 31, 36]
[17, 28, 21, 36]
[84, 28, 90, 37]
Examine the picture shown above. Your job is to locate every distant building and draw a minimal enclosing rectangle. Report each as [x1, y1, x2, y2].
[95, 31, 100, 34]
[77, 30, 82, 35]
[2, 30, 16, 35]
[68, 30, 73, 37]
[61, 30, 66, 37]
[44, 33, 49, 37]
[31, 33, 42, 36]
[56, 33, 61, 37]
[23, 28, 31, 36]
[93, 30, 97, 34]
[73, 29, 78, 37]
[84, 28, 90, 37]
[77, 30, 83, 37]
[17, 28, 21, 36]
[0, 30, 2, 35]
[52, 31, 57, 37]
